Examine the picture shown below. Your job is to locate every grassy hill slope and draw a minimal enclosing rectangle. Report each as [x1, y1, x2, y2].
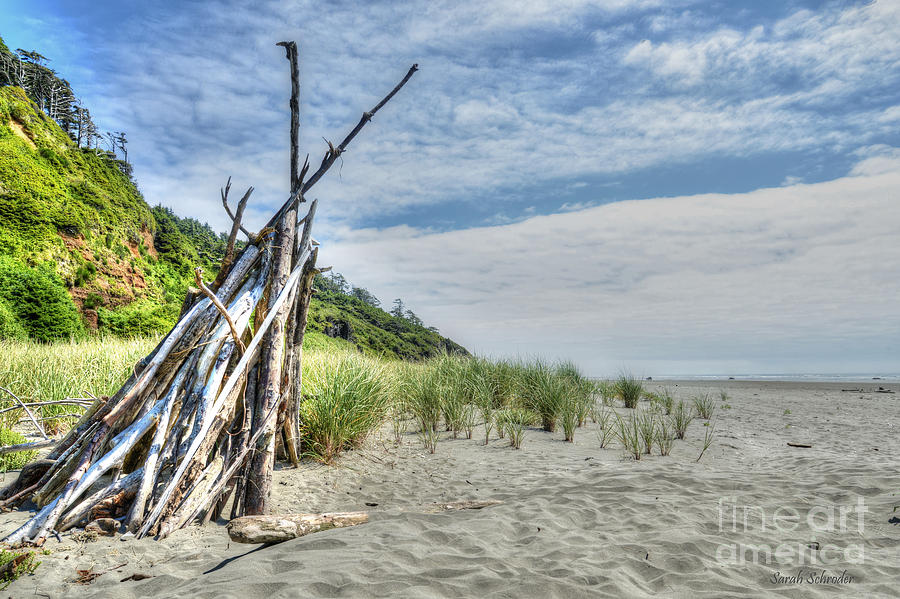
[0, 84, 466, 359]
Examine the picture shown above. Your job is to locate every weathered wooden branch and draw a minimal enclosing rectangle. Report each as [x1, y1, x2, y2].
[0, 438, 58, 456]
[419, 500, 503, 513]
[195, 267, 246, 355]
[215, 179, 254, 290]
[0, 400, 93, 417]
[260, 63, 419, 234]
[300, 63, 418, 195]
[244, 207, 300, 515]
[283, 248, 318, 465]
[0, 386, 47, 440]
[276, 41, 301, 195]
[227, 511, 369, 544]
[220, 176, 254, 240]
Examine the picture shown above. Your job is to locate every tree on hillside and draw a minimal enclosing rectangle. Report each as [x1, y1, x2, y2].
[404, 309, 423, 327]
[0, 41, 119, 157]
[328, 272, 349, 294]
[391, 298, 405, 318]
[114, 131, 128, 162]
[350, 286, 380, 307]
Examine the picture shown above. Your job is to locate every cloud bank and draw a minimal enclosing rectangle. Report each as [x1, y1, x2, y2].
[323, 152, 900, 375]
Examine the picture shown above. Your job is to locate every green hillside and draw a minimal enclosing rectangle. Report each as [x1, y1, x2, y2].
[0, 37, 466, 359]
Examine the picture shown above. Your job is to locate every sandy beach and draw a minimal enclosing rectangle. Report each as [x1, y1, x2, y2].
[1, 379, 897, 598]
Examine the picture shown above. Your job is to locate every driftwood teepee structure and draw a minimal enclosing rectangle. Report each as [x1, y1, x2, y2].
[0, 42, 418, 544]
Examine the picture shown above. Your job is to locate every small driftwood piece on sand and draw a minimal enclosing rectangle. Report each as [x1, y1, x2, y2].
[227, 511, 369, 543]
[228, 500, 504, 544]
[0, 41, 419, 545]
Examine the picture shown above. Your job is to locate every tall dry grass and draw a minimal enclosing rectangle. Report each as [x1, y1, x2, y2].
[0, 336, 156, 434]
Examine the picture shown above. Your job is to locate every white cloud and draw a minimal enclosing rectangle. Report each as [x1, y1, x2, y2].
[25, 0, 895, 235]
[622, 2, 900, 99]
[323, 155, 900, 374]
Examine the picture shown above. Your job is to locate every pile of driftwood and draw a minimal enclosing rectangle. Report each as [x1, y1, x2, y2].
[1, 42, 418, 544]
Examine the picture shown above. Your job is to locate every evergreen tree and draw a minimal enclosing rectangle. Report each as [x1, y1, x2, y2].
[391, 298, 405, 318]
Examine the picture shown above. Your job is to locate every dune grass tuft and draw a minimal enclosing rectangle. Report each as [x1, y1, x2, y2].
[616, 373, 643, 409]
[467, 363, 498, 445]
[596, 380, 616, 406]
[595, 406, 615, 448]
[405, 366, 443, 453]
[616, 411, 643, 460]
[499, 408, 530, 449]
[299, 351, 392, 463]
[388, 401, 407, 444]
[670, 400, 693, 440]
[461, 403, 477, 440]
[696, 419, 718, 462]
[647, 387, 675, 415]
[693, 393, 716, 420]
[636, 409, 656, 455]
[656, 417, 674, 456]
[520, 360, 567, 432]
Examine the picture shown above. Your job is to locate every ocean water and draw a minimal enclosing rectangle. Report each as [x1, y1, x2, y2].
[651, 374, 900, 383]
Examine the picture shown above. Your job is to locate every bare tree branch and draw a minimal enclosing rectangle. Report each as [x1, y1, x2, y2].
[221, 177, 254, 240]
[263, 64, 419, 231]
[194, 268, 246, 355]
[0, 386, 48, 440]
[276, 41, 301, 195]
[215, 180, 253, 290]
[300, 63, 418, 194]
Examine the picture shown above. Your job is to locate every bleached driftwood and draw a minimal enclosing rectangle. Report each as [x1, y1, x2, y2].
[227, 511, 369, 544]
[0, 44, 418, 544]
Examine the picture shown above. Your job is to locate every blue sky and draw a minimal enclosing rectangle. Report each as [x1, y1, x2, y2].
[2, 0, 899, 375]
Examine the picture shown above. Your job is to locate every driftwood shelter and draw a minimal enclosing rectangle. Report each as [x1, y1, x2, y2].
[0, 42, 419, 544]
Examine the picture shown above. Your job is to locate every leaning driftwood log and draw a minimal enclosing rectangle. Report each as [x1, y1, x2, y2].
[1, 42, 418, 544]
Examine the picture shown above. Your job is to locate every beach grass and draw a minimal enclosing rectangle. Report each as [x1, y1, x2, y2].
[520, 360, 567, 432]
[647, 387, 675, 415]
[596, 380, 616, 406]
[596, 407, 615, 448]
[671, 400, 693, 440]
[388, 401, 407, 444]
[0, 337, 722, 469]
[693, 393, 716, 420]
[0, 427, 36, 472]
[616, 373, 643, 409]
[405, 366, 443, 453]
[696, 419, 718, 462]
[500, 408, 530, 449]
[0, 336, 156, 434]
[656, 417, 674, 456]
[636, 409, 655, 455]
[616, 412, 643, 460]
[299, 351, 392, 463]
[467, 363, 498, 444]
[461, 403, 477, 440]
